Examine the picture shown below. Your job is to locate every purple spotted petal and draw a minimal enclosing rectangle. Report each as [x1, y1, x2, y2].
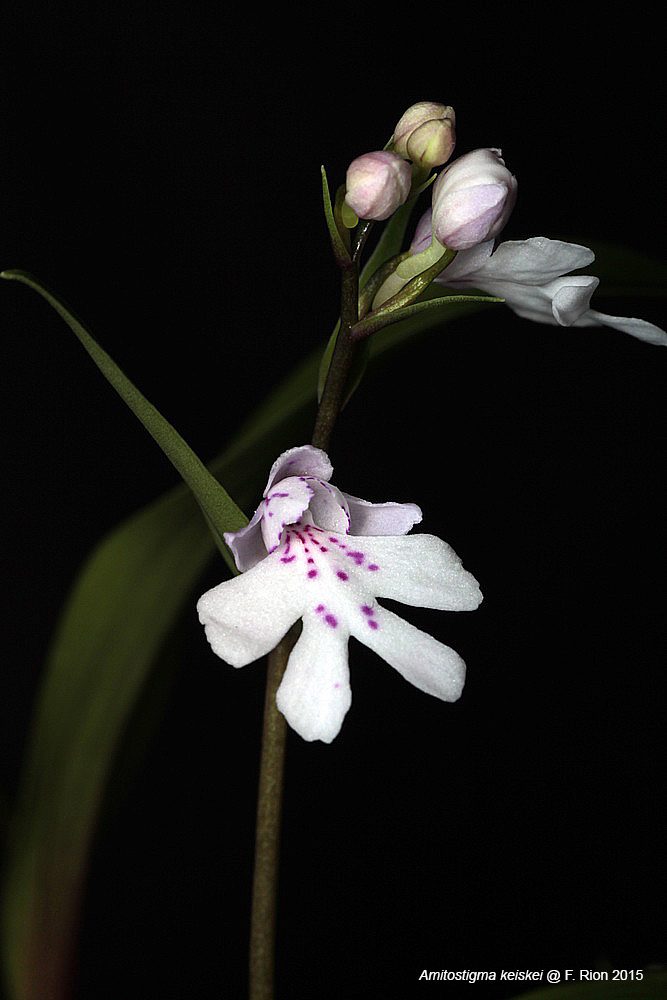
[261, 477, 314, 554]
[352, 604, 466, 702]
[341, 493, 422, 536]
[350, 534, 482, 610]
[265, 445, 333, 492]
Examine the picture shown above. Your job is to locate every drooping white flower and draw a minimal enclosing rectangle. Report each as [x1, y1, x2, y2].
[197, 445, 482, 743]
[409, 210, 667, 346]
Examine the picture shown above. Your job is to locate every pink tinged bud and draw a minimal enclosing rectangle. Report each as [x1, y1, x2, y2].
[344, 150, 412, 221]
[393, 101, 456, 167]
[431, 148, 517, 251]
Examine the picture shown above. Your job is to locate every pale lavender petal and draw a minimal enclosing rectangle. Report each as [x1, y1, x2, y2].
[431, 148, 516, 250]
[308, 480, 351, 533]
[439, 239, 495, 280]
[341, 493, 422, 536]
[467, 237, 595, 284]
[261, 477, 313, 554]
[223, 506, 266, 573]
[438, 183, 508, 251]
[409, 209, 434, 255]
[410, 210, 496, 279]
[276, 610, 351, 743]
[197, 551, 304, 667]
[457, 274, 595, 326]
[345, 534, 482, 610]
[582, 309, 667, 346]
[351, 605, 466, 702]
[264, 445, 333, 492]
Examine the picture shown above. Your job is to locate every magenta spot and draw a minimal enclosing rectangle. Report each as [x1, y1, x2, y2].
[304, 547, 310, 553]
[268, 511, 274, 517]
[307, 557, 314, 564]
[320, 546, 328, 552]
[334, 682, 340, 688]
[281, 555, 295, 563]
[337, 571, 348, 580]
[368, 620, 379, 630]
[361, 605, 373, 616]
[272, 492, 289, 498]
[308, 569, 318, 578]
[315, 604, 325, 613]
[328, 537, 338, 544]
[348, 550, 364, 565]
[325, 614, 338, 628]
[368, 564, 379, 571]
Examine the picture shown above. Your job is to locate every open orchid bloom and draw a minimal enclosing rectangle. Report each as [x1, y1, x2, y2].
[410, 210, 667, 346]
[197, 445, 482, 742]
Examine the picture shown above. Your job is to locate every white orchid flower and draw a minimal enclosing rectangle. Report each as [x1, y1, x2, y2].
[197, 445, 482, 743]
[410, 210, 667, 346]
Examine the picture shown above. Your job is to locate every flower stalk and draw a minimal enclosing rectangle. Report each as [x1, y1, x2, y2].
[249, 627, 298, 1000]
[249, 231, 362, 998]
[311, 257, 360, 450]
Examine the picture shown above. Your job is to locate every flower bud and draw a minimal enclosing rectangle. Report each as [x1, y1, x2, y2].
[393, 101, 456, 167]
[344, 150, 412, 221]
[431, 148, 517, 251]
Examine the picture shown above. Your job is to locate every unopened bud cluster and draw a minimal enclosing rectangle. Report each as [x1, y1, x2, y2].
[344, 101, 516, 251]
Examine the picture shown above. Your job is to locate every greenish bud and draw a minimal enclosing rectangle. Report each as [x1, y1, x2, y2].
[392, 101, 456, 167]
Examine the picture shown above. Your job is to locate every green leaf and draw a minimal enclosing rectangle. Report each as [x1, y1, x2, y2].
[0, 269, 247, 572]
[352, 293, 504, 341]
[2, 484, 215, 1000]
[510, 971, 667, 1000]
[320, 166, 351, 264]
[0, 275, 507, 1000]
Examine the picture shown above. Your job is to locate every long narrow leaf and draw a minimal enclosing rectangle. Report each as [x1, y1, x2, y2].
[0, 270, 247, 570]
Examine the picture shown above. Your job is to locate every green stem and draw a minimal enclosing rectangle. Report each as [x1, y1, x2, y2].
[248, 628, 298, 1000]
[249, 252, 361, 998]
[311, 260, 359, 450]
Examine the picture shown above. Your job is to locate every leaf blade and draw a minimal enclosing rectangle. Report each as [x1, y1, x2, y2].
[0, 269, 247, 570]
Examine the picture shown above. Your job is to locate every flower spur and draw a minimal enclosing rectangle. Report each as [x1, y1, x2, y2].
[197, 446, 482, 742]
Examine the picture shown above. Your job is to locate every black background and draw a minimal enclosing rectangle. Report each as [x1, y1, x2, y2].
[1, 5, 665, 999]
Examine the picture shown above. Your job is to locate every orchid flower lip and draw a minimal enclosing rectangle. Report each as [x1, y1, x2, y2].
[201, 446, 482, 742]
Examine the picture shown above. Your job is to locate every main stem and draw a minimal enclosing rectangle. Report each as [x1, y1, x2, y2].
[248, 258, 360, 999]
[248, 632, 293, 1000]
